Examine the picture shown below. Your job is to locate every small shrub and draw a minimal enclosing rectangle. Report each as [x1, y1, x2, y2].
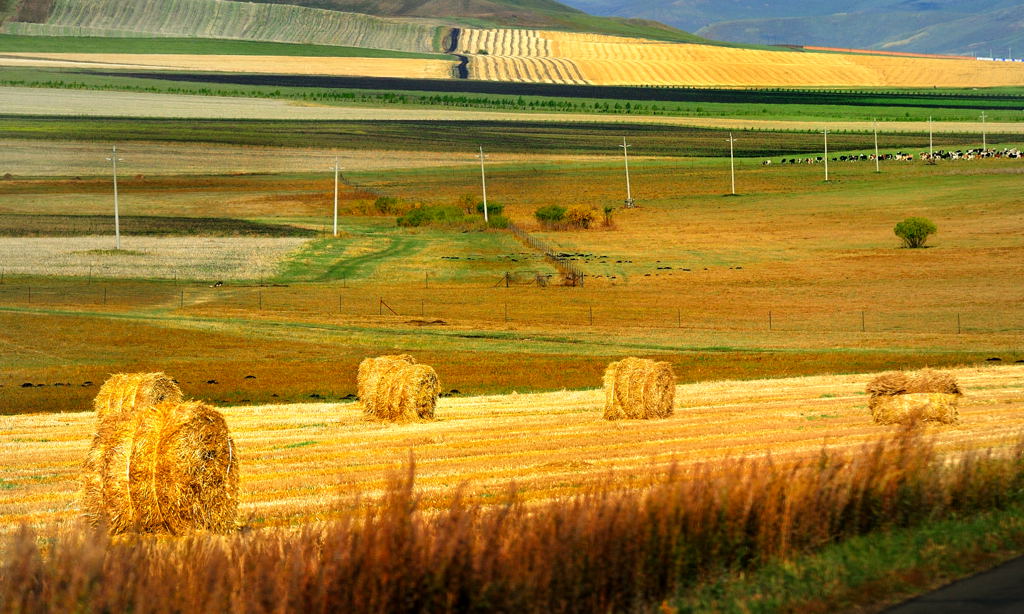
[894, 217, 937, 248]
[374, 196, 401, 215]
[397, 206, 468, 229]
[486, 214, 510, 229]
[476, 202, 504, 217]
[534, 205, 566, 229]
[396, 206, 433, 227]
[565, 206, 597, 230]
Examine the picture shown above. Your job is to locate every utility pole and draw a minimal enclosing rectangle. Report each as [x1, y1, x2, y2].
[980, 111, 987, 149]
[332, 156, 340, 237]
[106, 145, 122, 250]
[726, 132, 737, 195]
[620, 137, 635, 207]
[822, 128, 830, 182]
[477, 146, 489, 223]
[873, 119, 880, 173]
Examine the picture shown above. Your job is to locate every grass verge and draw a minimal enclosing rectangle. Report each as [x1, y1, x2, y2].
[669, 502, 1024, 613]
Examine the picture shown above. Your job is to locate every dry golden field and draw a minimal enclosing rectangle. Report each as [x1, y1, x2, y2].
[461, 28, 1024, 87]
[2, 365, 1022, 531]
[0, 53, 455, 79]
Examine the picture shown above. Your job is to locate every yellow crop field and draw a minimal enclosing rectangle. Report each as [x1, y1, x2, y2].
[0, 52, 455, 79]
[461, 27, 1024, 88]
[3, 365, 1022, 531]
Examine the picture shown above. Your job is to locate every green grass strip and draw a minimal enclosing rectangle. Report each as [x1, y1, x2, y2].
[670, 502, 1024, 613]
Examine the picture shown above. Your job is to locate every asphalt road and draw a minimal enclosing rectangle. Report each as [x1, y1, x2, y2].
[884, 555, 1024, 613]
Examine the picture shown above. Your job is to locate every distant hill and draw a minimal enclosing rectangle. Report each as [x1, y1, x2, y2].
[561, 0, 1024, 56]
[0, 0, 706, 49]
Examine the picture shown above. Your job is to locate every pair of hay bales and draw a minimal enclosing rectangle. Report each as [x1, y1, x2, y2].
[82, 372, 238, 535]
[866, 368, 962, 425]
[358, 355, 441, 421]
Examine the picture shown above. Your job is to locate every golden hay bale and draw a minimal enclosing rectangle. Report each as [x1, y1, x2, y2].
[866, 368, 961, 398]
[603, 357, 676, 420]
[357, 354, 416, 416]
[866, 368, 962, 425]
[372, 363, 441, 422]
[92, 372, 182, 423]
[82, 400, 238, 535]
[870, 393, 960, 425]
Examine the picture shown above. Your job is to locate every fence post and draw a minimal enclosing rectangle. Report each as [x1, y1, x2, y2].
[768, 310, 772, 331]
[339, 294, 343, 314]
[27, 286, 31, 303]
[957, 313, 961, 334]
[379, 298, 382, 316]
[180, 290, 184, 309]
[861, 310, 865, 332]
[258, 291, 262, 311]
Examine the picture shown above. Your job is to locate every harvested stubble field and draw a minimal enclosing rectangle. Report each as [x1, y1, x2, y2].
[2, 365, 1022, 531]
[460, 28, 1024, 88]
[0, 236, 306, 280]
[0, 138, 624, 177]
[0, 53, 456, 79]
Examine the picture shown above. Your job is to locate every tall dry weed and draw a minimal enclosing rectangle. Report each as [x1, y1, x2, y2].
[3, 430, 1023, 613]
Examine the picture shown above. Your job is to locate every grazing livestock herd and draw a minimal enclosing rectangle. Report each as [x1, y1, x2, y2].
[768, 147, 1022, 166]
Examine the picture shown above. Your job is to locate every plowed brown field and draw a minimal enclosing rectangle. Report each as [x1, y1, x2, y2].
[460, 27, 1024, 87]
[3, 366, 1022, 531]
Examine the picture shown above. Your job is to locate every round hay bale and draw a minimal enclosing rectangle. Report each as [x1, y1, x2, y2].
[357, 354, 415, 416]
[374, 363, 441, 422]
[866, 368, 962, 425]
[84, 400, 238, 535]
[93, 372, 182, 423]
[603, 357, 675, 420]
[870, 392, 960, 425]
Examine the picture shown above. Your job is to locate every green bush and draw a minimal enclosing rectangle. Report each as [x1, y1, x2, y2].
[894, 217, 937, 248]
[374, 196, 401, 215]
[396, 207, 432, 227]
[476, 202, 504, 217]
[397, 205, 468, 228]
[534, 205, 566, 228]
[486, 214, 511, 229]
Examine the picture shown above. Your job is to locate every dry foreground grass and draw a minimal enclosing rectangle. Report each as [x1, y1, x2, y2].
[2, 365, 1023, 531]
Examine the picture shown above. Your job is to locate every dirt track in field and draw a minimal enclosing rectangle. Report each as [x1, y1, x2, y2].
[2, 365, 1022, 531]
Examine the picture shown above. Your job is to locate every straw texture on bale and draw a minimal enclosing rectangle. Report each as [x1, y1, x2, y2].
[92, 372, 182, 423]
[81, 400, 238, 535]
[357, 354, 416, 416]
[603, 357, 676, 420]
[870, 393, 960, 425]
[374, 363, 442, 422]
[867, 368, 962, 425]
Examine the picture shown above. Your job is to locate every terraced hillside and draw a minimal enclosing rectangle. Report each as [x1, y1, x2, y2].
[2, 366, 1023, 530]
[461, 27, 1024, 87]
[1, 0, 440, 53]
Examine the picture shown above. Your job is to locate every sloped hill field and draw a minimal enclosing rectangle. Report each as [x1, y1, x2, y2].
[2, 366, 1022, 530]
[1, 0, 440, 53]
[460, 27, 1024, 87]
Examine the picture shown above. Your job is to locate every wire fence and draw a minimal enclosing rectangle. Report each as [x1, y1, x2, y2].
[508, 222, 586, 285]
[2, 279, 1022, 338]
